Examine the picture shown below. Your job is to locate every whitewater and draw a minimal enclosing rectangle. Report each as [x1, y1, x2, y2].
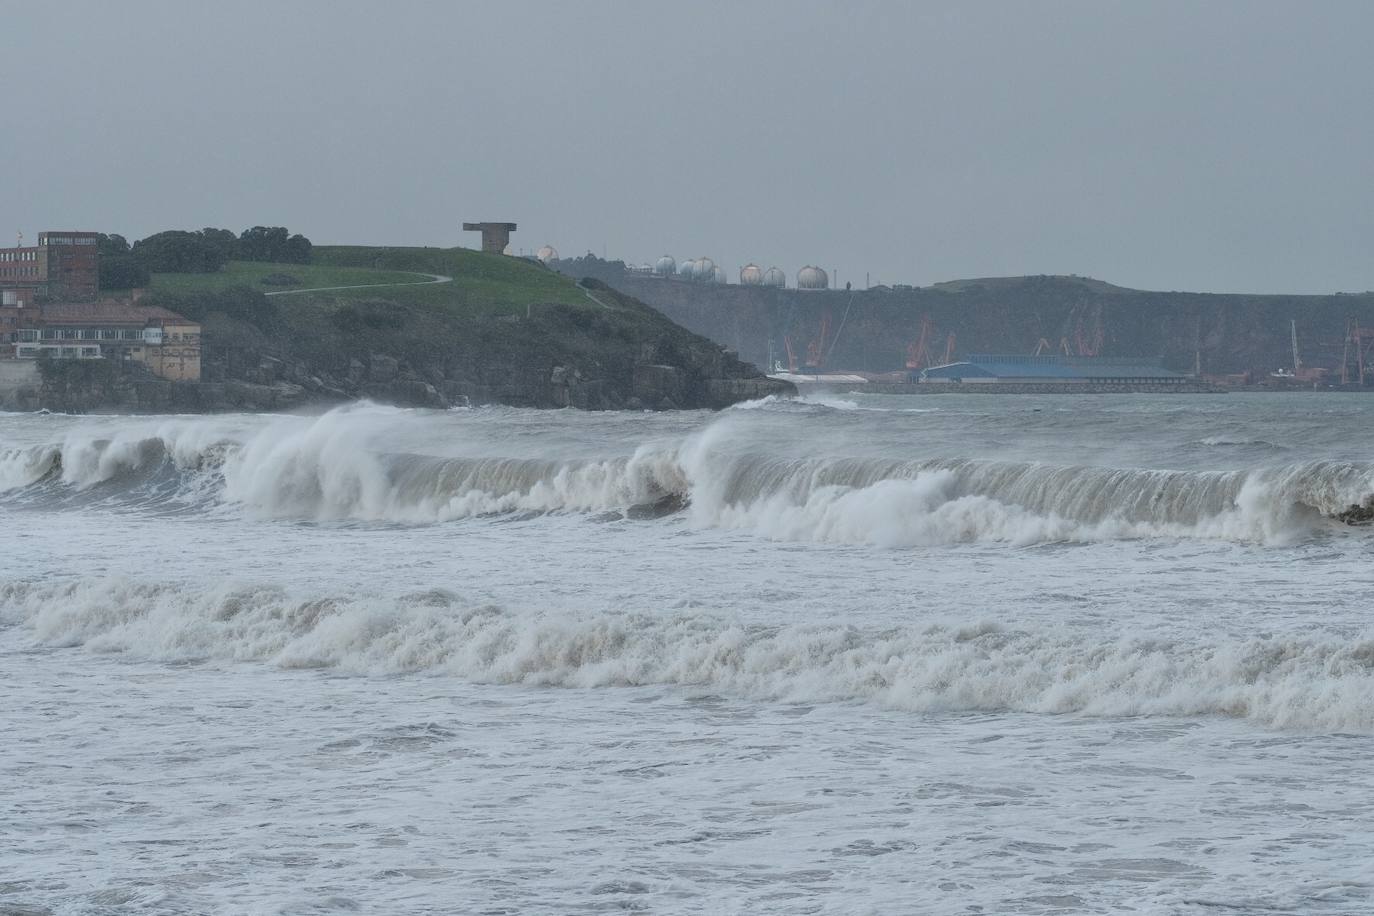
[4, 393, 1374, 914]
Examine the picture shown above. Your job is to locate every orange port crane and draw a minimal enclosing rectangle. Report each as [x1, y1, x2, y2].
[1034, 304, 1105, 357]
[906, 315, 953, 370]
[1341, 318, 1374, 385]
[905, 315, 934, 370]
[803, 311, 831, 371]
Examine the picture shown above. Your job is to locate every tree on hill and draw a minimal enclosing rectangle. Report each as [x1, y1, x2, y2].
[97, 233, 130, 257]
[132, 230, 229, 273]
[238, 226, 312, 264]
[199, 228, 241, 261]
[99, 256, 151, 290]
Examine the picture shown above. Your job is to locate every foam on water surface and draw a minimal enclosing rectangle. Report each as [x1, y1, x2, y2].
[4, 393, 1374, 913]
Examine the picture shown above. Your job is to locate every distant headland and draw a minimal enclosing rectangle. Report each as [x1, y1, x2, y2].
[556, 254, 1374, 391]
[0, 226, 791, 413]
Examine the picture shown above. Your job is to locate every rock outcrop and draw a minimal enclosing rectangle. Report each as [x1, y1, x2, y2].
[20, 278, 792, 414]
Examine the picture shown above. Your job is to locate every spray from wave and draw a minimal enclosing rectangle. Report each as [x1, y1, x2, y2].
[2, 403, 1371, 544]
[5, 577, 1374, 733]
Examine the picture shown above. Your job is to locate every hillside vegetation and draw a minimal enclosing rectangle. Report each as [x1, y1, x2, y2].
[310, 246, 588, 314]
[149, 260, 423, 295]
[117, 246, 787, 412]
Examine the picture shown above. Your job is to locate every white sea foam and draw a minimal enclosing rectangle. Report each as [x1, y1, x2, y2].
[0, 444, 57, 492]
[797, 394, 863, 410]
[5, 577, 1374, 732]
[7, 399, 1374, 911]
[3, 403, 1371, 544]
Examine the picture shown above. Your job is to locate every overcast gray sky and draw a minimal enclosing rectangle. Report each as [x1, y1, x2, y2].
[1, 0, 1370, 293]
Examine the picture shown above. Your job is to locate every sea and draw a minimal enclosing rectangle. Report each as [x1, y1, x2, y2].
[3, 393, 1373, 915]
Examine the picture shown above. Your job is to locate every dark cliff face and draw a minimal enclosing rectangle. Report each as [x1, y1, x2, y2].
[27, 278, 793, 414]
[558, 260, 1374, 379]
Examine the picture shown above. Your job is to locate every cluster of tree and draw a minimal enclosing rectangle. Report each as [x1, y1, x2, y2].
[236, 226, 312, 264]
[97, 226, 312, 288]
[96, 234, 150, 290]
[130, 230, 230, 274]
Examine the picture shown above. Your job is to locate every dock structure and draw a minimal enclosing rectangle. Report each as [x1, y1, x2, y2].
[918, 354, 1192, 386]
[462, 222, 517, 255]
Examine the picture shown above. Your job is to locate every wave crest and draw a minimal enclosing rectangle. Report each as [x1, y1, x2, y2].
[2, 405, 1372, 544]
[5, 577, 1374, 732]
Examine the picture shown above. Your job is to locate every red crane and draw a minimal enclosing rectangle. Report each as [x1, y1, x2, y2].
[804, 312, 831, 371]
[905, 314, 936, 370]
[1036, 304, 1105, 357]
[1341, 318, 1374, 385]
[1072, 303, 1105, 357]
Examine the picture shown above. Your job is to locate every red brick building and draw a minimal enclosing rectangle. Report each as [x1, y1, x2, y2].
[0, 231, 101, 307]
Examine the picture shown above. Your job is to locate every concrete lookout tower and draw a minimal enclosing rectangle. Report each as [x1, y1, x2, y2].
[462, 221, 517, 254]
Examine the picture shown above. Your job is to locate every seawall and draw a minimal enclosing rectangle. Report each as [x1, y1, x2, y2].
[853, 381, 1224, 395]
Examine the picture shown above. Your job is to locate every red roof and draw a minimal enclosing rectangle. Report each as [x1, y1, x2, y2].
[37, 300, 195, 326]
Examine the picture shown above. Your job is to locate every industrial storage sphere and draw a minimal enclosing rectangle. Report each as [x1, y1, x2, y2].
[679, 259, 698, 279]
[654, 255, 676, 276]
[536, 245, 559, 263]
[797, 265, 829, 290]
[712, 266, 727, 284]
[694, 257, 716, 281]
[763, 267, 786, 288]
[740, 264, 763, 285]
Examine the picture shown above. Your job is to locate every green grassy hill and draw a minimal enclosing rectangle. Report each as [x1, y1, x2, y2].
[928, 274, 1132, 295]
[124, 246, 788, 412]
[149, 260, 424, 295]
[310, 246, 586, 314]
[147, 247, 588, 316]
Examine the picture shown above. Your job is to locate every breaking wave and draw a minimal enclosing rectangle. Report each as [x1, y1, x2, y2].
[5, 577, 1374, 733]
[2, 404, 1372, 544]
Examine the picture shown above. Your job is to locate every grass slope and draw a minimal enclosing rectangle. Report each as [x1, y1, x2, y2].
[147, 248, 590, 318]
[136, 245, 778, 409]
[150, 260, 423, 295]
[144, 247, 596, 325]
[309, 246, 587, 314]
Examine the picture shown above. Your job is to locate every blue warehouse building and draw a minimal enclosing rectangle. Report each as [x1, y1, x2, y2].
[918, 354, 1191, 385]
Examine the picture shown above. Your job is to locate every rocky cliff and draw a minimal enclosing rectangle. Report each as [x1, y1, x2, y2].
[12, 259, 792, 413]
[558, 258, 1374, 380]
